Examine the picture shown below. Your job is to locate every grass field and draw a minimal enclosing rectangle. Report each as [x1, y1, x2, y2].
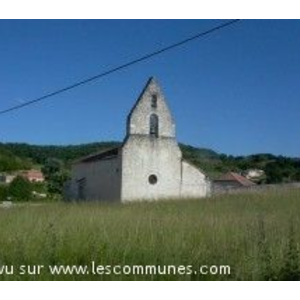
[0, 188, 299, 280]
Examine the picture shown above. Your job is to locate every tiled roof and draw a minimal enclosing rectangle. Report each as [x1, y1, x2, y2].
[21, 170, 44, 179]
[215, 172, 256, 187]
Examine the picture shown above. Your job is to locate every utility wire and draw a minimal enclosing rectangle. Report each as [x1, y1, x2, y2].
[0, 19, 241, 116]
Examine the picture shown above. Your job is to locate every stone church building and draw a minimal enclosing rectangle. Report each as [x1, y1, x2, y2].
[66, 77, 211, 202]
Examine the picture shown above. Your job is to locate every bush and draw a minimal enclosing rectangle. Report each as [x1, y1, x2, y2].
[42, 158, 69, 195]
[8, 176, 32, 202]
[0, 184, 8, 201]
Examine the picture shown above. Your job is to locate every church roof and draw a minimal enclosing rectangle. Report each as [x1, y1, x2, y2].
[76, 147, 119, 163]
[127, 76, 158, 121]
[215, 172, 256, 187]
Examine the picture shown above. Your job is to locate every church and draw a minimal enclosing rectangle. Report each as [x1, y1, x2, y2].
[66, 77, 211, 202]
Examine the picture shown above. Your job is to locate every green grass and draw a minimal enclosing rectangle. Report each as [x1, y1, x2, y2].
[0, 188, 299, 280]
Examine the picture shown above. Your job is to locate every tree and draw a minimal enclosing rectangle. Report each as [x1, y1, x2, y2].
[8, 176, 32, 202]
[47, 172, 69, 195]
[264, 158, 298, 184]
[0, 184, 8, 201]
[42, 158, 69, 195]
[0, 148, 32, 172]
[42, 158, 63, 177]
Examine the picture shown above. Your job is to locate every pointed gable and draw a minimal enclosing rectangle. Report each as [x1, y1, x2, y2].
[126, 77, 176, 138]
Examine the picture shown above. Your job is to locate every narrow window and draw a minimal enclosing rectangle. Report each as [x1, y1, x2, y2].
[149, 114, 159, 137]
[151, 94, 157, 108]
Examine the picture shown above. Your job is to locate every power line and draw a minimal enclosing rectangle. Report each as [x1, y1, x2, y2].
[0, 19, 241, 116]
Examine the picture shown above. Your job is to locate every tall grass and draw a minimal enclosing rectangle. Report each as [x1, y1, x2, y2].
[0, 188, 299, 280]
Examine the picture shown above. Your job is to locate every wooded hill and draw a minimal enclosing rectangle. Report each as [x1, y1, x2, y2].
[0, 142, 299, 183]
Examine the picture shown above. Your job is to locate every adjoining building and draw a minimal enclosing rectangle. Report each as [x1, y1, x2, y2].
[20, 170, 45, 183]
[213, 171, 256, 193]
[0, 170, 45, 184]
[243, 169, 264, 180]
[242, 169, 265, 183]
[0, 174, 16, 184]
[66, 77, 211, 202]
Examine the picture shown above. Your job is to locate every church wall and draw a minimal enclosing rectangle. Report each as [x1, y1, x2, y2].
[121, 136, 182, 201]
[180, 161, 211, 198]
[128, 80, 175, 138]
[67, 77, 211, 202]
[70, 155, 122, 201]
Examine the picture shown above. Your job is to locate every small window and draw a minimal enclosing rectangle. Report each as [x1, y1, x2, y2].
[149, 114, 159, 137]
[148, 174, 158, 185]
[151, 94, 157, 108]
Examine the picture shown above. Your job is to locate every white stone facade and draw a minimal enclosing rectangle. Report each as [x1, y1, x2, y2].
[67, 77, 211, 202]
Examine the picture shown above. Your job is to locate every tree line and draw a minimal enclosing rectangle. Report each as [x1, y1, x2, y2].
[0, 142, 299, 188]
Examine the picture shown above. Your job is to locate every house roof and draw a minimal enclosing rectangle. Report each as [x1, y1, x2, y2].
[21, 170, 44, 179]
[215, 172, 256, 187]
[76, 147, 120, 164]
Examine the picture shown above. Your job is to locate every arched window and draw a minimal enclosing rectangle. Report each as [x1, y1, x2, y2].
[149, 114, 159, 137]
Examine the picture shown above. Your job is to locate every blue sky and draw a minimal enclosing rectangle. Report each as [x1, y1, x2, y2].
[0, 19, 299, 157]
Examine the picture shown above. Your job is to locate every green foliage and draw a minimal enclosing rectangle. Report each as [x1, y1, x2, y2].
[180, 144, 229, 178]
[42, 158, 64, 178]
[31, 182, 47, 194]
[265, 158, 300, 184]
[0, 141, 299, 185]
[0, 184, 8, 201]
[0, 147, 32, 172]
[0, 142, 120, 166]
[42, 158, 69, 195]
[8, 176, 32, 202]
[180, 144, 300, 183]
